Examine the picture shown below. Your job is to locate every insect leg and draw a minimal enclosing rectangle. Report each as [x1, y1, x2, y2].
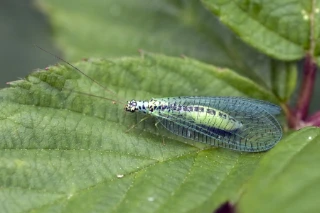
[155, 120, 162, 129]
[125, 115, 150, 133]
[162, 136, 166, 146]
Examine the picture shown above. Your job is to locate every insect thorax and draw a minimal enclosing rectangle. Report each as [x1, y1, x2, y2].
[125, 98, 242, 131]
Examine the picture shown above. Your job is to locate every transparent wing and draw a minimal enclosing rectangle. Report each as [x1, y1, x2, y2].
[156, 96, 282, 152]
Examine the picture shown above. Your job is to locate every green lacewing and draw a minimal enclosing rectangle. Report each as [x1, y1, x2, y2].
[37, 46, 282, 152]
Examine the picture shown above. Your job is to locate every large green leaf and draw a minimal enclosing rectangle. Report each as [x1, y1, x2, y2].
[238, 127, 320, 213]
[202, 0, 320, 62]
[1, 54, 277, 213]
[35, 0, 297, 94]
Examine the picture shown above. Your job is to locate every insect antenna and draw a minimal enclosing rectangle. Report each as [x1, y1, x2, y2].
[62, 88, 123, 104]
[34, 44, 126, 104]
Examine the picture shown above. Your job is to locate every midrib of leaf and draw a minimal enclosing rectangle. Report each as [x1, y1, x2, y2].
[308, 0, 318, 61]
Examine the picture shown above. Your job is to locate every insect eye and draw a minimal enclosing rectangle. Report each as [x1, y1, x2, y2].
[131, 100, 137, 106]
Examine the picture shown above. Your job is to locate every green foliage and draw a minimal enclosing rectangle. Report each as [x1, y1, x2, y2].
[36, 0, 301, 91]
[202, 0, 312, 60]
[238, 127, 320, 213]
[1, 0, 320, 213]
[0, 55, 269, 212]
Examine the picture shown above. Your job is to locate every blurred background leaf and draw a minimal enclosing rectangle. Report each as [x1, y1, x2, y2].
[202, 0, 319, 61]
[0, 1, 59, 86]
[33, 0, 305, 96]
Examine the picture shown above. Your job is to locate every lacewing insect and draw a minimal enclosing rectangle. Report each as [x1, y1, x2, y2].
[36, 46, 282, 152]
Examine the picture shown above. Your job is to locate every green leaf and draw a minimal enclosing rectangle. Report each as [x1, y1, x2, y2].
[238, 127, 320, 213]
[201, 0, 319, 61]
[270, 60, 297, 101]
[1, 54, 277, 213]
[37, 0, 282, 89]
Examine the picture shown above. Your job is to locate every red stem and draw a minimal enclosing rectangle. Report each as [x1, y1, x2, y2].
[287, 1, 318, 129]
[305, 111, 320, 127]
[295, 54, 317, 121]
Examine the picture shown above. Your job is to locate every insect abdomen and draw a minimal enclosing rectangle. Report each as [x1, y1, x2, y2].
[184, 106, 242, 131]
[148, 98, 242, 131]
